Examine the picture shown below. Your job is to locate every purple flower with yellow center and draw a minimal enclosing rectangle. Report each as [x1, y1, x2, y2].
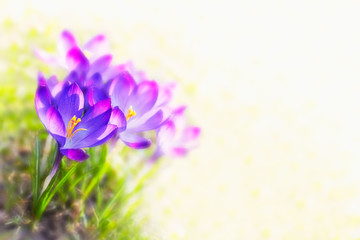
[150, 106, 201, 162]
[35, 72, 125, 176]
[107, 71, 170, 148]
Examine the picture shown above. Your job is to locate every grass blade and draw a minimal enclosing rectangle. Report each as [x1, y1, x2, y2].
[32, 136, 40, 212]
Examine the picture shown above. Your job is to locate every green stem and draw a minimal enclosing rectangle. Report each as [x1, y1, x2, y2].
[41, 145, 63, 194]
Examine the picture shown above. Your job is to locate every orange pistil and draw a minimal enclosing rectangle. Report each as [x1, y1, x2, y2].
[125, 106, 136, 121]
[66, 116, 87, 140]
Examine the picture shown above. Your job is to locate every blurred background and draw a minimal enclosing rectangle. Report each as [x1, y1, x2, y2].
[2, 0, 360, 239]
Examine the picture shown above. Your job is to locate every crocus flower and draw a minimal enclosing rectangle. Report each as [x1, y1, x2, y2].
[150, 106, 201, 162]
[108, 71, 170, 148]
[35, 72, 125, 174]
[36, 30, 111, 72]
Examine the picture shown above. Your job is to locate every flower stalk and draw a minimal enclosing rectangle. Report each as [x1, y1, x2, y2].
[41, 145, 63, 194]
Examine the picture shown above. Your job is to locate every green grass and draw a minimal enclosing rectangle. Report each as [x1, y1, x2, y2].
[0, 133, 157, 239]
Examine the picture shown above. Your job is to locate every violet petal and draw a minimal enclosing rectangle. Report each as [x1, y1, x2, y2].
[88, 55, 112, 77]
[45, 106, 66, 146]
[109, 71, 136, 111]
[125, 80, 159, 117]
[66, 47, 89, 72]
[120, 132, 151, 149]
[57, 83, 84, 125]
[60, 148, 89, 161]
[127, 108, 170, 133]
[67, 124, 117, 149]
[35, 83, 52, 125]
[109, 107, 127, 132]
[58, 30, 77, 56]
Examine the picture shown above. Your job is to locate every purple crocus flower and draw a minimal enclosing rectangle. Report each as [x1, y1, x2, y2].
[36, 30, 111, 72]
[35, 72, 126, 177]
[35, 30, 116, 108]
[107, 71, 170, 148]
[150, 106, 201, 162]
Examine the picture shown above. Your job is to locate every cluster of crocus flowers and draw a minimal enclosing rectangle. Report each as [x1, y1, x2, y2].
[35, 30, 200, 174]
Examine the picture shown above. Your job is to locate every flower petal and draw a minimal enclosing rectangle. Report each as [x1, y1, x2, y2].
[156, 82, 176, 107]
[109, 107, 127, 132]
[35, 80, 52, 125]
[86, 73, 103, 88]
[181, 126, 201, 142]
[66, 124, 117, 149]
[66, 47, 89, 72]
[45, 106, 66, 146]
[57, 83, 84, 125]
[83, 34, 109, 60]
[157, 120, 176, 147]
[120, 132, 151, 149]
[170, 147, 188, 157]
[47, 75, 58, 92]
[60, 149, 89, 161]
[127, 107, 170, 132]
[109, 71, 136, 110]
[34, 49, 59, 65]
[86, 87, 108, 107]
[62, 99, 113, 148]
[81, 98, 111, 122]
[172, 105, 187, 117]
[125, 80, 159, 117]
[51, 79, 70, 103]
[102, 64, 127, 81]
[58, 30, 77, 57]
[88, 54, 112, 76]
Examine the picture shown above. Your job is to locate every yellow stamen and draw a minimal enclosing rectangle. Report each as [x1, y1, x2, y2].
[125, 106, 136, 121]
[66, 116, 87, 140]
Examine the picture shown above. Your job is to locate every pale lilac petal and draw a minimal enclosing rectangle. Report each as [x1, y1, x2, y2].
[83, 34, 110, 60]
[102, 64, 127, 81]
[61, 149, 89, 161]
[58, 30, 77, 57]
[157, 121, 176, 147]
[172, 106, 187, 129]
[125, 80, 159, 117]
[172, 105, 187, 117]
[109, 107, 127, 132]
[180, 127, 201, 142]
[122, 61, 148, 83]
[88, 55, 112, 76]
[109, 71, 136, 110]
[45, 106, 66, 146]
[120, 132, 151, 149]
[35, 49, 59, 65]
[170, 147, 188, 157]
[57, 83, 84, 125]
[66, 47, 89, 72]
[156, 82, 176, 107]
[127, 107, 170, 132]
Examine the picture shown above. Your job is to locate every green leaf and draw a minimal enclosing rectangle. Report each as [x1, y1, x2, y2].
[31, 136, 41, 212]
